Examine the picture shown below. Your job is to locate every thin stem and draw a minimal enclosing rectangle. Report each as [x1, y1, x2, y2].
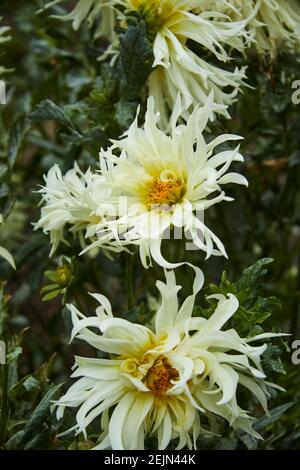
[185, 248, 195, 291]
[126, 254, 134, 311]
[0, 364, 9, 446]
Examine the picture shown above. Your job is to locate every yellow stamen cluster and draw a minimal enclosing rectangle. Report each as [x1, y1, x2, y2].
[146, 172, 185, 209]
[121, 351, 179, 396]
[144, 357, 179, 395]
[129, 0, 175, 39]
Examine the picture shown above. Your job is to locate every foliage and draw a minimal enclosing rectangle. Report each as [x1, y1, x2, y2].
[0, 0, 299, 450]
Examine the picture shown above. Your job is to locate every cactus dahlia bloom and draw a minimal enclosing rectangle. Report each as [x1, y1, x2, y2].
[88, 95, 247, 269]
[34, 164, 120, 257]
[208, 0, 300, 57]
[120, 0, 249, 128]
[55, 268, 283, 450]
[53, 0, 249, 127]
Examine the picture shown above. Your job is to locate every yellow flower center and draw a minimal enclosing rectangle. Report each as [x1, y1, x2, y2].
[129, 0, 175, 39]
[144, 357, 179, 395]
[121, 350, 179, 396]
[146, 170, 185, 209]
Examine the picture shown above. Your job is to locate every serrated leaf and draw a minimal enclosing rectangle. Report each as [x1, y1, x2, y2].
[262, 345, 286, 374]
[29, 100, 77, 133]
[236, 258, 273, 292]
[119, 21, 154, 100]
[18, 383, 63, 447]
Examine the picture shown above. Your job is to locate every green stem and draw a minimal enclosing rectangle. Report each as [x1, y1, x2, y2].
[126, 254, 134, 311]
[0, 363, 9, 446]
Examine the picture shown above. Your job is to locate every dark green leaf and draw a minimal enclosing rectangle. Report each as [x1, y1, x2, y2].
[119, 21, 154, 100]
[9, 375, 41, 400]
[29, 100, 77, 133]
[7, 117, 30, 168]
[236, 258, 274, 292]
[19, 382, 64, 446]
[253, 402, 295, 431]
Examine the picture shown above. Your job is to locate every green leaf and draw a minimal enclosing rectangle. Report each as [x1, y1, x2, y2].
[115, 100, 138, 129]
[9, 375, 41, 400]
[44, 270, 60, 282]
[204, 258, 280, 337]
[239, 433, 258, 450]
[42, 288, 63, 301]
[253, 402, 295, 431]
[236, 258, 274, 292]
[119, 21, 154, 100]
[262, 345, 286, 375]
[4, 430, 25, 450]
[41, 283, 61, 294]
[29, 100, 77, 133]
[18, 383, 64, 447]
[7, 117, 30, 169]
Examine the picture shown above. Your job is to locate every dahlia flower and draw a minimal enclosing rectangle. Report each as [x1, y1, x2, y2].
[35, 163, 119, 256]
[209, 0, 300, 57]
[122, 0, 250, 128]
[87, 95, 247, 268]
[56, 268, 283, 450]
[54, 1, 249, 127]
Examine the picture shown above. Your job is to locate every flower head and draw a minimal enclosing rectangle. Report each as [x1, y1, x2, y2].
[209, 0, 300, 57]
[53, 1, 249, 127]
[56, 268, 283, 450]
[89, 95, 248, 268]
[121, 0, 249, 128]
[35, 163, 119, 256]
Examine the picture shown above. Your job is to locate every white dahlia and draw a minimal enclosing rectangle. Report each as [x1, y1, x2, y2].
[87, 95, 248, 268]
[120, 0, 249, 128]
[34, 163, 119, 256]
[55, 268, 283, 450]
[52, 1, 249, 127]
[208, 0, 300, 57]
